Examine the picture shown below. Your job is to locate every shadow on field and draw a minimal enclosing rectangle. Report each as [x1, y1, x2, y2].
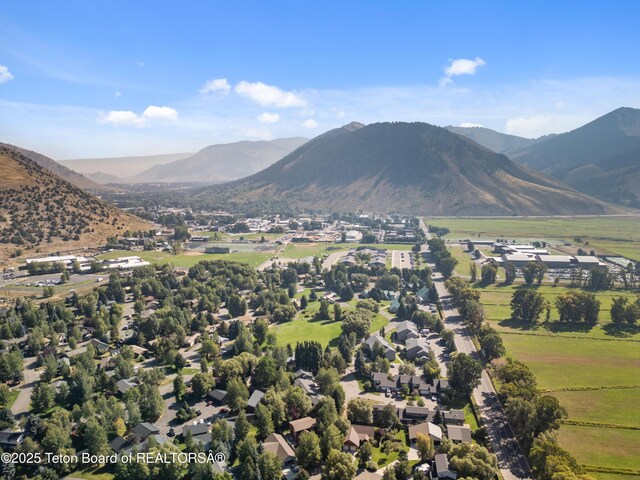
[603, 323, 640, 338]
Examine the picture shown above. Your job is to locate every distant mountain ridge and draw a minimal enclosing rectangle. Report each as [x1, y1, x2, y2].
[445, 126, 553, 155]
[127, 137, 308, 184]
[194, 121, 623, 216]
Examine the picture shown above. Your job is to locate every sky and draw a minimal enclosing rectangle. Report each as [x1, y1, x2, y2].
[1, 0, 640, 159]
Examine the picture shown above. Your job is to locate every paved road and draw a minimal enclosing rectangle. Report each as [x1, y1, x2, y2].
[420, 219, 531, 480]
[11, 355, 41, 418]
[322, 251, 348, 270]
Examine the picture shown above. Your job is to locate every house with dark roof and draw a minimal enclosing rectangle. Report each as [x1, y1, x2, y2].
[132, 423, 159, 443]
[343, 425, 376, 452]
[416, 286, 430, 303]
[263, 433, 295, 464]
[0, 430, 24, 450]
[294, 377, 317, 396]
[372, 372, 399, 392]
[182, 422, 210, 446]
[400, 406, 436, 424]
[116, 378, 137, 395]
[109, 436, 131, 454]
[207, 389, 228, 404]
[443, 410, 465, 426]
[289, 417, 317, 440]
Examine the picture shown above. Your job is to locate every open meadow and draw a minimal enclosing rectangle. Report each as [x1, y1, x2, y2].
[429, 216, 640, 476]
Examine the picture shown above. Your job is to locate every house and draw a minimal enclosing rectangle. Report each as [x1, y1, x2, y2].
[432, 379, 450, 394]
[132, 423, 160, 443]
[130, 345, 149, 357]
[0, 430, 24, 450]
[434, 453, 457, 480]
[207, 389, 228, 405]
[182, 422, 210, 445]
[343, 424, 376, 451]
[416, 286, 430, 303]
[294, 377, 317, 396]
[109, 436, 131, 454]
[365, 334, 396, 361]
[247, 390, 265, 411]
[405, 337, 430, 360]
[294, 369, 314, 380]
[399, 375, 429, 395]
[263, 433, 295, 464]
[400, 406, 436, 424]
[116, 378, 137, 395]
[447, 424, 472, 443]
[372, 372, 398, 392]
[90, 338, 110, 354]
[408, 421, 442, 444]
[289, 417, 317, 440]
[443, 410, 465, 426]
[372, 403, 399, 425]
[395, 321, 419, 343]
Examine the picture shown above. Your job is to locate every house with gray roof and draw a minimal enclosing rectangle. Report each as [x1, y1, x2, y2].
[365, 334, 396, 361]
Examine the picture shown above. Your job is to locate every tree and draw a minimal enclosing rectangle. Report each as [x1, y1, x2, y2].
[481, 263, 497, 285]
[234, 411, 251, 453]
[394, 450, 411, 480]
[469, 262, 478, 283]
[253, 355, 277, 390]
[318, 300, 331, 320]
[322, 449, 356, 480]
[511, 289, 547, 325]
[333, 303, 343, 322]
[258, 451, 282, 480]
[522, 261, 547, 286]
[31, 382, 55, 412]
[227, 377, 250, 412]
[191, 372, 216, 399]
[504, 262, 517, 285]
[376, 274, 400, 291]
[255, 403, 274, 440]
[300, 295, 308, 309]
[296, 431, 322, 471]
[534, 395, 567, 436]
[253, 318, 269, 344]
[83, 418, 110, 457]
[321, 424, 345, 458]
[358, 441, 373, 468]
[479, 329, 505, 360]
[315, 396, 338, 431]
[138, 383, 164, 422]
[415, 433, 435, 462]
[173, 374, 186, 401]
[346, 398, 373, 424]
[284, 386, 312, 420]
[227, 295, 247, 317]
[0, 350, 24, 383]
[448, 353, 482, 397]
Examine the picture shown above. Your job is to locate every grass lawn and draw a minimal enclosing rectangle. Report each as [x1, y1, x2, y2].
[274, 304, 389, 348]
[557, 424, 640, 471]
[591, 474, 640, 480]
[371, 430, 409, 468]
[68, 465, 115, 480]
[448, 245, 474, 277]
[551, 388, 640, 426]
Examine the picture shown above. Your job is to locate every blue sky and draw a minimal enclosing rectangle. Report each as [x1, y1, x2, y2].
[1, 0, 639, 158]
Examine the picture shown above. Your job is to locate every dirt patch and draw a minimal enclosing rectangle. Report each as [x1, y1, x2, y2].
[184, 251, 204, 256]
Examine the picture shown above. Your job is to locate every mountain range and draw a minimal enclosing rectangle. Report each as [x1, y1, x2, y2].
[61, 138, 308, 184]
[0, 144, 150, 261]
[194, 121, 623, 216]
[451, 107, 640, 208]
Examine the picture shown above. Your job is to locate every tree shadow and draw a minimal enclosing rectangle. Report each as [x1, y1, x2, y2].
[543, 321, 595, 334]
[602, 323, 640, 338]
[498, 318, 535, 331]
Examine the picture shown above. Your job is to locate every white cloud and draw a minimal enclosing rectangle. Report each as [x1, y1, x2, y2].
[440, 57, 486, 86]
[200, 78, 231, 95]
[0, 65, 14, 84]
[142, 105, 178, 120]
[459, 122, 484, 128]
[235, 81, 306, 107]
[114, 91, 122, 97]
[301, 119, 318, 129]
[99, 110, 146, 127]
[257, 112, 280, 124]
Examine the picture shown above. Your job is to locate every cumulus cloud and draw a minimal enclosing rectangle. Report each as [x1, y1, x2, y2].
[0, 65, 14, 84]
[200, 78, 231, 95]
[99, 105, 178, 127]
[440, 57, 486, 86]
[99, 110, 146, 127]
[301, 119, 318, 128]
[257, 112, 280, 124]
[142, 105, 178, 120]
[235, 81, 306, 107]
[459, 122, 484, 128]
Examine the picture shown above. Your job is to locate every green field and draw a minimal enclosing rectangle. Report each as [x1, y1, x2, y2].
[552, 388, 640, 426]
[427, 216, 640, 260]
[274, 301, 389, 348]
[96, 249, 271, 268]
[557, 424, 640, 471]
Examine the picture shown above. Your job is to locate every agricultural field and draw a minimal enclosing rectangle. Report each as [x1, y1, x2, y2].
[427, 216, 640, 260]
[429, 217, 640, 475]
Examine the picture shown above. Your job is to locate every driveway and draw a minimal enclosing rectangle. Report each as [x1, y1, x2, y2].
[11, 355, 41, 418]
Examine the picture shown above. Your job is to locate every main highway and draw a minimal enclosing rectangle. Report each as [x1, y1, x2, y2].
[419, 219, 532, 480]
